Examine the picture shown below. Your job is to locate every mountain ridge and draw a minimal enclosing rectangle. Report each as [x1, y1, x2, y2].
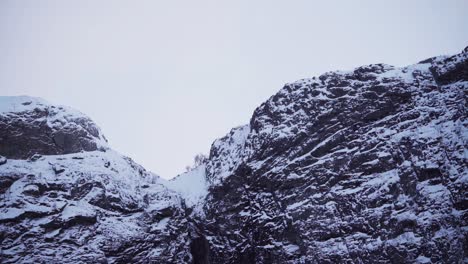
[1, 47, 467, 263]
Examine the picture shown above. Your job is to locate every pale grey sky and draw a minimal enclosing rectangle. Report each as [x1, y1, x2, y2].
[1, 0, 467, 178]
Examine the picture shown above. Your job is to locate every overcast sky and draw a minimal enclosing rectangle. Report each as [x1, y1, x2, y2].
[1, 0, 467, 179]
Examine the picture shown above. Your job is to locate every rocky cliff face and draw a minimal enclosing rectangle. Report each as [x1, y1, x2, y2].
[202, 49, 467, 263]
[0, 96, 108, 159]
[1, 48, 467, 264]
[0, 97, 194, 263]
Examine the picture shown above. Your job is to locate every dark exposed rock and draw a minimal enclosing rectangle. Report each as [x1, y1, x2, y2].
[52, 164, 66, 174]
[430, 50, 468, 85]
[191, 235, 210, 264]
[0, 174, 21, 194]
[22, 184, 41, 196]
[28, 154, 43, 162]
[0, 97, 108, 159]
[0, 156, 6, 165]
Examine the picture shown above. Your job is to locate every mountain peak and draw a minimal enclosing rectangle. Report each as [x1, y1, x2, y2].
[0, 96, 108, 159]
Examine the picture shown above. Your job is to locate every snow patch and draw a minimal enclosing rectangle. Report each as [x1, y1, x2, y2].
[164, 165, 208, 208]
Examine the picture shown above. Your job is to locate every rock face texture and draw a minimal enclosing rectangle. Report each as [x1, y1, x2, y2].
[0, 97, 194, 263]
[0, 96, 108, 159]
[202, 49, 467, 263]
[1, 48, 467, 264]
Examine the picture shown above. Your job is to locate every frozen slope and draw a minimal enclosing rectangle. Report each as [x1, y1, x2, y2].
[165, 165, 208, 210]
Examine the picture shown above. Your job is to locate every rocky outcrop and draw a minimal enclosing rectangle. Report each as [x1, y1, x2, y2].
[0, 98, 193, 263]
[202, 48, 467, 263]
[0, 96, 108, 159]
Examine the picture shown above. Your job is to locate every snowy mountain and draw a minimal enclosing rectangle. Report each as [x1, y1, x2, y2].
[0, 97, 194, 263]
[1, 47, 467, 263]
[200, 47, 468, 263]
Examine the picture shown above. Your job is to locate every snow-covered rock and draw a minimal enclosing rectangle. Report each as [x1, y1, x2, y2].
[0, 98, 193, 263]
[202, 47, 467, 263]
[206, 125, 250, 185]
[0, 96, 108, 159]
[1, 47, 467, 263]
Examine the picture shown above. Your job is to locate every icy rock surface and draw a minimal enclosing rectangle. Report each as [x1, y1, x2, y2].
[202, 48, 467, 263]
[1, 48, 467, 263]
